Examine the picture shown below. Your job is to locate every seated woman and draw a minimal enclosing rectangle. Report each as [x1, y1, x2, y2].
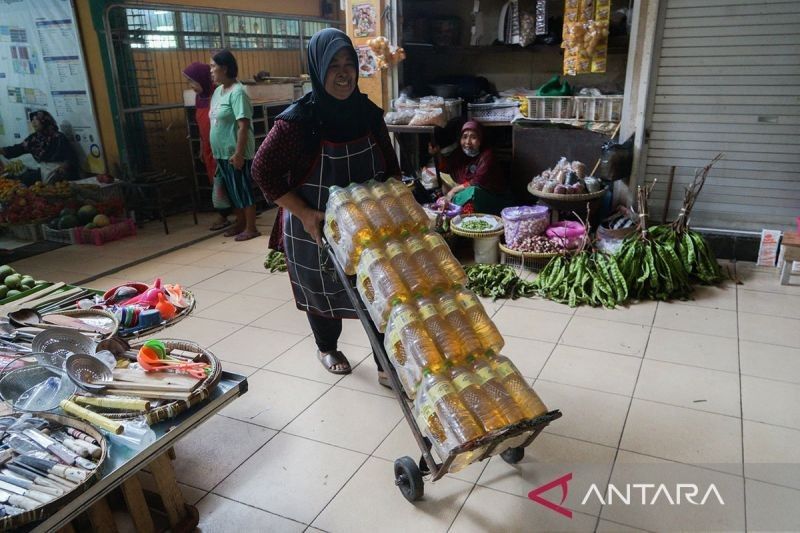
[429, 120, 511, 215]
[0, 111, 79, 185]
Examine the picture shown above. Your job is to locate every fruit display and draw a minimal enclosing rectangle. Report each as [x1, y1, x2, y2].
[0, 184, 65, 224]
[0, 265, 47, 301]
[326, 186, 549, 470]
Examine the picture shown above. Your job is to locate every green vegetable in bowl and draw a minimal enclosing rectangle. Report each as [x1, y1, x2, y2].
[460, 219, 493, 231]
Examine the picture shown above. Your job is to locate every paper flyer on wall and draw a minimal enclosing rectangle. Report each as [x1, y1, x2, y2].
[0, 0, 105, 173]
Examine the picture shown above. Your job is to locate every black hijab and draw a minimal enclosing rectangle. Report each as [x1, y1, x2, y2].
[278, 28, 383, 146]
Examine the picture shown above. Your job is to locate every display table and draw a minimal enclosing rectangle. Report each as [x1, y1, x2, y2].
[122, 174, 199, 235]
[780, 232, 800, 285]
[26, 371, 248, 532]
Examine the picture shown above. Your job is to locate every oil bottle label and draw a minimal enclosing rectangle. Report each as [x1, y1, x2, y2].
[385, 242, 404, 259]
[422, 233, 442, 249]
[495, 361, 516, 379]
[361, 248, 385, 268]
[417, 401, 435, 429]
[476, 366, 496, 384]
[418, 304, 438, 321]
[392, 309, 416, 330]
[350, 187, 372, 203]
[438, 298, 460, 316]
[456, 292, 480, 310]
[406, 238, 425, 255]
[453, 372, 480, 391]
[427, 381, 455, 404]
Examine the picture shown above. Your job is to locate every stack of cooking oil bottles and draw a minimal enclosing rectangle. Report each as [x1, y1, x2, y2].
[324, 179, 548, 470]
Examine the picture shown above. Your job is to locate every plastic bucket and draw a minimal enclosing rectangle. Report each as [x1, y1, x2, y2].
[474, 236, 500, 263]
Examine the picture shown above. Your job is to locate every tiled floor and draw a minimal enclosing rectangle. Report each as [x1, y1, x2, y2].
[11, 216, 800, 532]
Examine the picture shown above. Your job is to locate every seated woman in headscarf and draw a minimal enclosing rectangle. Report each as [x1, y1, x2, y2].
[428, 120, 511, 215]
[252, 28, 400, 384]
[0, 111, 79, 185]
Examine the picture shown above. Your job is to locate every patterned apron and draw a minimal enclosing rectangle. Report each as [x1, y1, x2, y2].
[283, 134, 387, 318]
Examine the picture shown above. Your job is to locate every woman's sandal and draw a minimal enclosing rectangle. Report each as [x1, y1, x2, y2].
[234, 231, 262, 242]
[317, 350, 351, 375]
[377, 371, 391, 389]
[209, 219, 232, 231]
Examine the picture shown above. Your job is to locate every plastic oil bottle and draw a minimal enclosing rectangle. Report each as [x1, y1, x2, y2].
[349, 184, 394, 240]
[448, 361, 508, 433]
[467, 355, 525, 424]
[385, 240, 428, 295]
[435, 292, 483, 362]
[455, 288, 504, 355]
[384, 302, 445, 392]
[419, 366, 484, 445]
[384, 178, 431, 233]
[489, 354, 548, 419]
[370, 180, 414, 231]
[416, 296, 463, 360]
[414, 385, 451, 460]
[421, 233, 468, 288]
[405, 235, 449, 292]
[325, 187, 375, 273]
[357, 247, 409, 305]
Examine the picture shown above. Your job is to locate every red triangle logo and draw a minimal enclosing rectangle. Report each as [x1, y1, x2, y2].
[527, 473, 573, 518]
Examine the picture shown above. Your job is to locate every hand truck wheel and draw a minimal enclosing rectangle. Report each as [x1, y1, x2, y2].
[501, 446, 525, 464]
[394, 456, 424, 502]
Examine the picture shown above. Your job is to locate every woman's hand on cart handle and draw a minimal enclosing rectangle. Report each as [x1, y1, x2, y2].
[428, 142, 440, 156]
[299, 206, 325, 245]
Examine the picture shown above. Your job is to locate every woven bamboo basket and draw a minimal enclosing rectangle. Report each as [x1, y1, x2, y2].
[499, 242, 564, 272]
[450, 214, 505, 239]
[83, 338, 222, 426]
[0, 413, 108, 531]
[527, 183, 607, 202]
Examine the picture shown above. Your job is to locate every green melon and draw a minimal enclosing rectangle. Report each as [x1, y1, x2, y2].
[77, 205, 98, 225]
[5, 289, 21, 298]
[4, 274, 22, 290]
[58, 214, 79, 230]
[0, 286, 8, 299]
[0, 265, 15, 283]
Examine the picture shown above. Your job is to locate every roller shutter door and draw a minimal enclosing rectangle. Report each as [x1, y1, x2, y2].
[642, 0, 800, 232]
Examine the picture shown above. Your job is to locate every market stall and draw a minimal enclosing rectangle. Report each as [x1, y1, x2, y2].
[0, 272, 246, 530]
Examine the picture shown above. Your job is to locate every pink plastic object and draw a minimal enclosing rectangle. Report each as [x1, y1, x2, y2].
[151, 278, 163, 290]
[156, 292, 177, 320]
[102, 282, 149, 304]
[546, 221, 586, 249]
[120, 287, 162, 307]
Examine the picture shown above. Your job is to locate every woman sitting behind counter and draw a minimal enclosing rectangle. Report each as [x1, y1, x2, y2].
[0, 110, 79, 184]
[428, 120, 511, 215]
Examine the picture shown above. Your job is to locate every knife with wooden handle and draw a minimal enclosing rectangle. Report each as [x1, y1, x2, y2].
[0, 479, 53, 504]
[5, 463, 74, 491]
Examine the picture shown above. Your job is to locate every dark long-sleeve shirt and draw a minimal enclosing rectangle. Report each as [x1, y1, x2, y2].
[438, 148, 505, 194]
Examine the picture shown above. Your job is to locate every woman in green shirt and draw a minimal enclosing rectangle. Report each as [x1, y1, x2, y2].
[209, 50, 260, 241]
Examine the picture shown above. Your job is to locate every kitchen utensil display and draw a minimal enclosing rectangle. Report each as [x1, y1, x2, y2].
[7, 309, 42, 329]
[31, 328, 97, 358]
